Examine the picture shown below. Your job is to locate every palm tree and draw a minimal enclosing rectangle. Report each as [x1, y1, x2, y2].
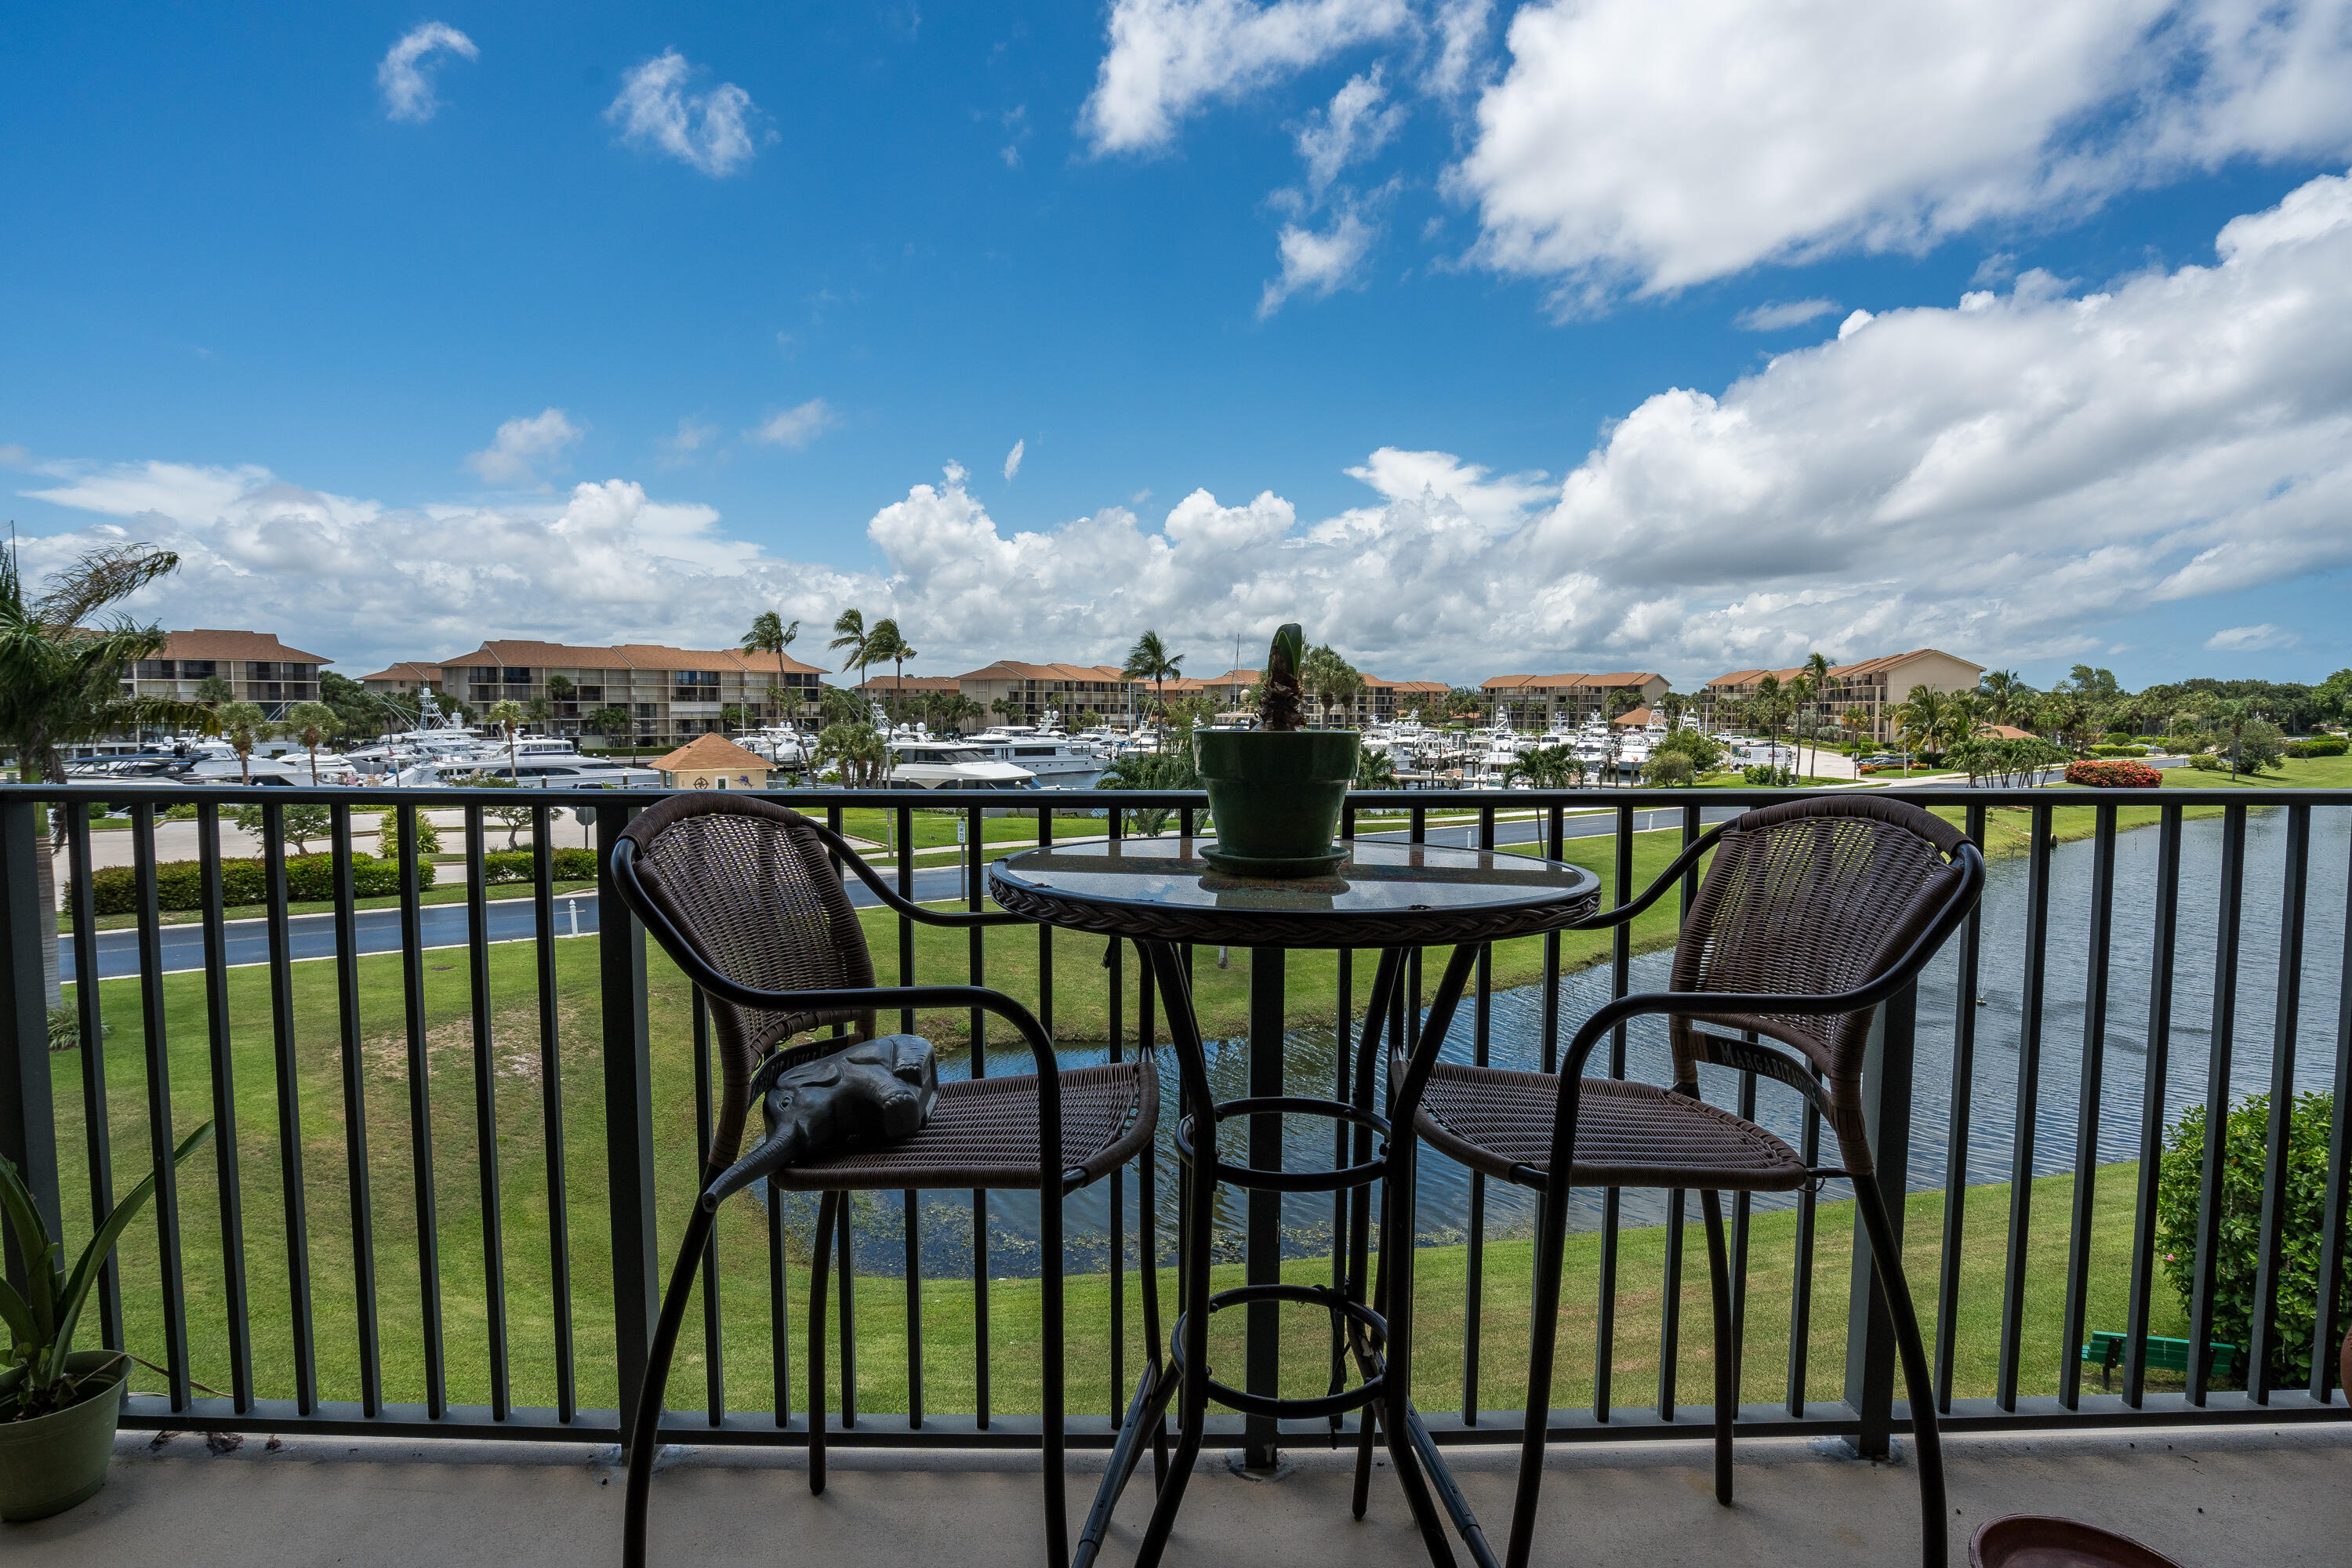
[1787, 673, 1817, 779]
[0, 539, 217, 1004]
[588, 705, 637, 750]
[282, 699, 336, 784]
[829, 608, 874, 684]
[866, 619, 916, 724]
[1658, 691, 1690, 731]
[741, 610, 800, 722]
[1122, 630, 1184, 722]
[2209, 698, 2256, 780]
[1839, 704, 1871, 755]
[813, 720, 890, 787]
[1979, 669, 2024, 727]
[1300, 644, 1363, 727]
[485, 699, 526, 775]
[212, 702, 270, 783]
[1802, 652, 1831, 779]
[1891, 685, 1946, 772]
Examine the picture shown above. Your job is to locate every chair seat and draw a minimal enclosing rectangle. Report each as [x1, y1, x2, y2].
[1414, 1065, 1809, 1192]
[769, 1058, 1157, 1191]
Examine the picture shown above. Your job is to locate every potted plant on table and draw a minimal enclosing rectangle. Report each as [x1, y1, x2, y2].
[2, 1123, 212, 1522]
[1191, 624, 1360, 877]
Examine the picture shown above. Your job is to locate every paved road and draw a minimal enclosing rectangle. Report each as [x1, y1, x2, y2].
[67, 801, 1723, 979]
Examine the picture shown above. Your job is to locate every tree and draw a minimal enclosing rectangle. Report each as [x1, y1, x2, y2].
[588, 705, 637, 749]
[1800, 652, 1831, 779]
[829, 607, 876, 693]
[812, 720, 890, 787]
[1642, 751, 1697, 786]
[1299, 643, 1363, 727]
[318, 670, 387, 745]
[1121, 630, 1184, 721]
[1891, 685, 1946, 771]
[525, 695, 552, 731]
[461, 774, 541, 848]
[215, 702, 270, 783]
[227, 800, 332, 855]
[1941, 691, 1987, 753]
[194, 673, 235, 707]
[1658, 691, 1690, 731]
[1977, 669, 2024, 727]
[0, 539, 218, 1004]
[866, 618, 916, 723]
[377, 807, 441, 858]
[817, 684, 866, 728]
[740, 611, 799, 722]
[1653, 726, 1726, 775]
[1840, 705, 1872, 752]
[281, 699, 336, 783]
[485, 699, 526, 775]
[1786, 673, 1817, 779]
[546, 673, 575, 704]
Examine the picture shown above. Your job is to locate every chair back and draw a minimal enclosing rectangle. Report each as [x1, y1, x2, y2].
[1668, 796, 1973, 1170]
[615, 793, 879, 1171]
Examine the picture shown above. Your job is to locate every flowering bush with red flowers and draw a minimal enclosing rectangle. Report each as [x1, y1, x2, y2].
[2065, 758, 2162, 788]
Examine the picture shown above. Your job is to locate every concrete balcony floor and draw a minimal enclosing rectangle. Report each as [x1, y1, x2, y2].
[9, 1421, 2347, 1566]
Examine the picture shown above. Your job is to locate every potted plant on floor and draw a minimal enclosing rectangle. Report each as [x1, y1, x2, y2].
[1192, 624, 1360, 877]
[2, 1122, 212, 1522]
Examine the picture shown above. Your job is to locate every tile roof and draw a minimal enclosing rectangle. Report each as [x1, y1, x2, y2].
[954, 659, 1135, 682]
[357, 661, 441, 683]
[1704, 648, 1983, 688]
[855, 674, 961, 691]
[159, 630, 333, 664]
[650, 734, 773, 775]
[437, 641, 822, 676]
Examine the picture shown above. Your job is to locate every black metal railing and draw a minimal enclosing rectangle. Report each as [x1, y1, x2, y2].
[1, 781, 2346, 1457]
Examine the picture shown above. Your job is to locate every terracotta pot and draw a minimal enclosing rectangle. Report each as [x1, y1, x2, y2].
[0, 1351, 128, 1522]
[1192, 728, 1359, 877]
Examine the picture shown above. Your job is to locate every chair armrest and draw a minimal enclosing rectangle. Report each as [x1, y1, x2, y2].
[1564, 822, 1729, 932]
[798, 814, 1027, 928]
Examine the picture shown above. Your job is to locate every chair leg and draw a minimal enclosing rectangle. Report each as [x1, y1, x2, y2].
[1139, 1142, 1170, 1488]
[1700, 1189, 1734, 1506]
[808, 1190, 839, 1497]
[1042, 1181, 1069, 1568]
[1132, 1141, 1214, 1568]
[1504, 1183, 1573, 1568]
[622, 1201, 717, 1568]
[1853, 1179, 1949, 1568]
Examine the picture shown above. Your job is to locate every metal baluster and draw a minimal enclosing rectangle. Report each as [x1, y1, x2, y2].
[2122, 804, 2182, 1409]
[2313, 808, 2352, 1405]
[2245, 804, 2310, 1402]
[1995, 801, 2055, 1411]
[1108, 804, 1127, 1426]
[691, 989, 725, 1421]
[199, 800, 252, 1409]
[530, 805, 575, 1423]
[2060, 803, 2118, 1410]
[130, 802, 191, 1408]
[331, 807, 383, 1415]
[1934, 803, 1988, 1411]
[898, 803, 915, 1034]
[967, 800, 989, 1428]
[2187, 804, 2247, 1406]
[1542, 802, 1565, 1075]
[65, 804, 122, 1349]
[1595, 803, 1634, 1419]
[1785, 1100, 1821, 1417]
[465, 806, 511, 1419]
[398, 803, 447, 1417]
[1464, 804, 1494, 1425]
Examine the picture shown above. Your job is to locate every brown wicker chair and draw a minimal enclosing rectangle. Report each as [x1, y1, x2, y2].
[608, 793, 1158, 1568]
[1388, 796, 1984, 1568]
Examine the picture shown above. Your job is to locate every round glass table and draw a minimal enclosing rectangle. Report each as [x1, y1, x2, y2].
[989, 836, 1602, 1568]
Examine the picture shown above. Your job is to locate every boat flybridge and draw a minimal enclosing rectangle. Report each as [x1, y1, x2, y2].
[886, 738, 1040, 791]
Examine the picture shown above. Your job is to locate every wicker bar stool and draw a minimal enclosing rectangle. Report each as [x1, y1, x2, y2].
[608, 794, 1159, 1568]
[1388, 797, 1984, 1568]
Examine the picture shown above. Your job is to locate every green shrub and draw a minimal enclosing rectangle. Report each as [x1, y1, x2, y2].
[377, 808, 441, 857]
[475, 846, 599, 884]
[2088, 744, 2149, 757]
[2285, 737, 2348, 758]
[1740, 763, 1795, 786]
[2154, 1091, 2350, 1386]
[68, 854, 434, 915]
[2188, 752, 2226, 771]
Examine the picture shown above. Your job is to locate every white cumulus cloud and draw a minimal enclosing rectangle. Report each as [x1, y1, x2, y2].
[1083, 0, 1412, 154]
[748, 399, 838, 449]
[18, 174, 2352, 684]
[1004, 439, 1025, 481]
[465, 409, 583, 488]
[607, 50, 764, 177]
[378, 23, 477, 124]
[1453, 0, 2352, 309]
[1260, 207, 1378, 317]
[1298, 66, 1405, 195]
[1735, 299, 1841, 332]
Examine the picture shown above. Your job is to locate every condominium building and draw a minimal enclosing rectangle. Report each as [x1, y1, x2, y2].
[1699, 649, 1984, 741]
[411, 640, 828, 743]
[125, 630, 331, 720]
[355, 662, 442, 702]
[1160, 668, 1450, 725]
[1478, 672, 1671, 728]
[954, 661, 1142, 725]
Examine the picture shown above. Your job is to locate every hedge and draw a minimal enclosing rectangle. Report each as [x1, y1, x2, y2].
[2286, 737, 2349, 758]
[69, 853, 434, 915]
[2064, 759, 2162, 789]
[2087, 744, 2149, 757]
[481, 848, 598, 884]
[2156, 1091, 2350, 1385]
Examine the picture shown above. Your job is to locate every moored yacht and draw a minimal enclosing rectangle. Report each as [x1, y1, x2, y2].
[886, 738, 1039, 791]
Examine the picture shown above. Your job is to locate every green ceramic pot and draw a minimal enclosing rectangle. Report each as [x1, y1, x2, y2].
[1192, 728, 1360, 877]
[0, 1352, 128, 1523]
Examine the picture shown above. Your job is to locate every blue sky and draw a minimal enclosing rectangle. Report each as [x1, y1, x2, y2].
[7, 2, 2352, 690]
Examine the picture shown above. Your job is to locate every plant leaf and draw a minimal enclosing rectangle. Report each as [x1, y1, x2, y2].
[0, 1272, 34, 1355]
[0, 1154, 60, 1345]
[48, 1121, 212, 1383]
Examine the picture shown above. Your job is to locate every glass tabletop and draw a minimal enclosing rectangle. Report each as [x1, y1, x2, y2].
[988, 836, 1602, 946]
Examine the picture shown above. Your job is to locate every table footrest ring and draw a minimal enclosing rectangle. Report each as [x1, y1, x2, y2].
[1174, 1095, 1391, 1193]
[1169, 1283, 1388, 1421]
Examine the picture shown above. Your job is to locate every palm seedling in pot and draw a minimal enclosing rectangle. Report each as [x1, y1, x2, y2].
[1192, 623, 1360, 877]
[2, 1123, 212, 1521]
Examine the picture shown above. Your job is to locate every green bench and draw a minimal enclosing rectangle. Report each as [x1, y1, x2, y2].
[2081, 1330, 2239, 1390]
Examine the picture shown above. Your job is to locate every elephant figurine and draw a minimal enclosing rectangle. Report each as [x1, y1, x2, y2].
[703, 1035, 938, 1207]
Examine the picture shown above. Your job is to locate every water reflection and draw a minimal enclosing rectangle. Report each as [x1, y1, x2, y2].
[793, 804, 2348, 1279]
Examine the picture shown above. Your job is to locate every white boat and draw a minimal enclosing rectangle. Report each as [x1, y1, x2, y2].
[742, 727, 811, 768]
[886, 739, 1039, 791]
[964, 727, 1107, 786]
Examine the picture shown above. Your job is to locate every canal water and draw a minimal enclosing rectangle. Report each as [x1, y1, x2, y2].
[789, 804, 2350, 1278]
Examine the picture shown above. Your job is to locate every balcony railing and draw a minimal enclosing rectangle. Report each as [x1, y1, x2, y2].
[1, 782, 2345, 1460]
